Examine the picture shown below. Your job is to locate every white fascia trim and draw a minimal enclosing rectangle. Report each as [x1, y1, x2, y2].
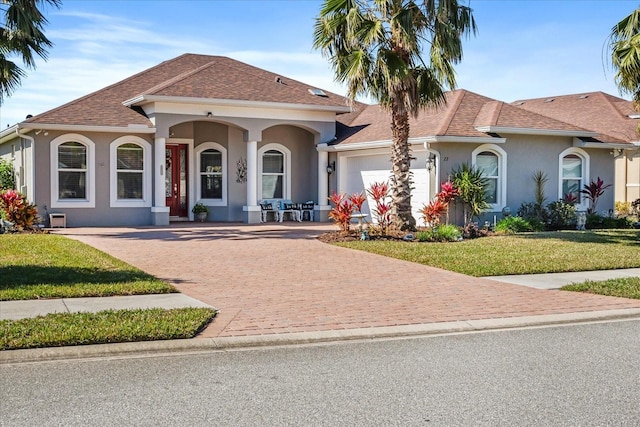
[320, 137, 435, 152]
[424, 136, 507, 144]
[572, 139, 635, 150]
[0, 124, 20, 143]
[475, 126, 598, 138]
[123, 95, 353, 113]
[18, 122, 156, 134]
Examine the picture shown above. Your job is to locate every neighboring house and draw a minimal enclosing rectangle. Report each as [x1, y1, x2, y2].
[512, 92, 640, 204]
[331, 89, 628, 225]
[0, 53, 633, 227]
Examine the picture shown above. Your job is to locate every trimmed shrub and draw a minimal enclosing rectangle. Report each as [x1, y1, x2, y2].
[546, 200, 577, 230]
[418, 224, 462, 242]
[495, 216, 534, 234]
[586, 214, 635, 230]
[0, 159, 15, 190]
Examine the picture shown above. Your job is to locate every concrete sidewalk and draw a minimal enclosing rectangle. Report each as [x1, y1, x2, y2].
[487, 268, 640, 290]
[0, 293, 213, 321]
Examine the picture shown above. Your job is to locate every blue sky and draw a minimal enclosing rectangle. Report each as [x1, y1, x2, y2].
[1, 0, 637, 128]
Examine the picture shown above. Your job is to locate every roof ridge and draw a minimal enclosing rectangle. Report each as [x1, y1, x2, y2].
[434, 89, 465, 135]
[24, 53, 200, 124]
[142, 59, 220, 95]
[474, 100, 504, 127]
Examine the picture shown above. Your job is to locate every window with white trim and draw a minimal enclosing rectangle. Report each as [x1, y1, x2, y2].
[116, 144, 143, 199]
[50, 134, 95, 208]
[472, 144, 507, 211]
[109, 136, 152, 208]
[58, 142, 87, 200]
[262, 150, 284, 199]
[196, 142, 227, 205]
[476, 152, 499, 204]
[258, 143, 291, 200]
[559, 148, 589, 209]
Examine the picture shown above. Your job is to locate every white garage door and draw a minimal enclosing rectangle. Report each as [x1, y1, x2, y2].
[344, 153, 433, 226]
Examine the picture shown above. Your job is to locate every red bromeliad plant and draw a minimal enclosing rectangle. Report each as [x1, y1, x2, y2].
[367, 181, 392, 235]
[0, 189, 38, 230]
[436, 181, 458, 224]
[328, 191, 356, 233]
[420, 181, 459, 227]
[349, 192, 366, 213]
[420, 198, 447, 227]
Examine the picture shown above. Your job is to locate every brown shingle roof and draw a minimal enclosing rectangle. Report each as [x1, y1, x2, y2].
[23, 54, 351, 128]
[512, 92, 639, 144]
[335, 89, 589, 145]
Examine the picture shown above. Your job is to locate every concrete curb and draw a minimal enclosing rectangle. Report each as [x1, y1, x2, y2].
[3, 308, 640, 364]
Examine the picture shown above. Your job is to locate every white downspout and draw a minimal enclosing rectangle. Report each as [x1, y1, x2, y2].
[16, 128, 35, 203]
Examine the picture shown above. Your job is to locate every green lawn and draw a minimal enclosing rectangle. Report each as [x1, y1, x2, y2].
[562, 277, 640, 300]
[0, 234, 176, 300]
[335, 230, 640, 277]
[0, 234, 216, 351]
[0, 308, 217, 350]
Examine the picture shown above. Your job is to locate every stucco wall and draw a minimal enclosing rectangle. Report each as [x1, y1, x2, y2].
[33, 131, 154, 227]
[261, 125, 317, 203]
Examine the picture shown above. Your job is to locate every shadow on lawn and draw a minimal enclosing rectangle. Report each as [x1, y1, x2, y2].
[514, 230, 640, 246]
[0, 265, 156, 288]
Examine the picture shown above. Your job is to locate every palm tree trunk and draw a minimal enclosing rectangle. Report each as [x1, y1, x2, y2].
[390, 103, 416, 232]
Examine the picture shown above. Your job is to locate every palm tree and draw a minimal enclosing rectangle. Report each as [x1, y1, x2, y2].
[608, 7, 640, 115]
[314, 0, 476, 231]
[0, 0, 61, 104]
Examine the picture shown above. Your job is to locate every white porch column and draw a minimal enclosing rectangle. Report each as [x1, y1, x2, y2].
[247, 140, 258, 206]
[318, 150, 329, 203]
[243, 140, 261, 223]
[315, 150, 332, 222]
[152, 137, 169, 226]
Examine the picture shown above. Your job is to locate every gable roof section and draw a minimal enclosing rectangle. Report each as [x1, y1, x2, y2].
[128, 56, 350, 108]
[334, 89, 592, 147]
[512, 92, 639, 144]
[20, 54, 350, 129]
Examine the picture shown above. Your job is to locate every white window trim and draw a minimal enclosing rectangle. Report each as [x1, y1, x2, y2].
[50, 133, 95, 208]
[195, 142, 227, 206]
[109, 136, 152, 208]
[258, 143, 291, 201]
[472, 144, 507, 212]
[558, 147, 589, 211]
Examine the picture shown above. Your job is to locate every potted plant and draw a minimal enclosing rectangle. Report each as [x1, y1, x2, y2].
[192, 202, 209, 222]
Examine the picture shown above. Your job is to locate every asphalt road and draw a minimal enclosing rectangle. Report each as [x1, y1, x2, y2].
[2, 320, 639, 426]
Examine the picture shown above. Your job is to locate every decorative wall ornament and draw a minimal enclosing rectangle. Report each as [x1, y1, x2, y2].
[236, 156, 247, 184]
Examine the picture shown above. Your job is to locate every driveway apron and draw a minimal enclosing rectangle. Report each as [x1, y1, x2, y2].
[60, 224, 640, 338]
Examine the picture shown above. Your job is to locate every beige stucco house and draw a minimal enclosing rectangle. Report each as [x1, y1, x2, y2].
[512, 92, 640, 204]
[1, 53, 636, 227]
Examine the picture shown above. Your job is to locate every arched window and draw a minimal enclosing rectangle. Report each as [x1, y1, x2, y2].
[58, 142, 87, 200]
[195, 142, 227, 205]
[476, 151, 499, 204]
[262, 150, 284, 198]
[110, 136, 152, 207]
[472, 144, 507, 211]
[559, 148, 589, 209]
[258, 144, 291, 200]
[50, 134, 95, 208]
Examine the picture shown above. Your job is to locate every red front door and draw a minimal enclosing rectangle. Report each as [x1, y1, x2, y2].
[165, 144, 188, 217]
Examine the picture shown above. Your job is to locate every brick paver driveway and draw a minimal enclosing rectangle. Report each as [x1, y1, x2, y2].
[62, 223, 640, 338]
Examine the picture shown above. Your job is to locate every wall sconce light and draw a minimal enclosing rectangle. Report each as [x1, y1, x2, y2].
[206, 112, 213, 118]
[326, 161, 336, 175]
[426, 153, 436, 172]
